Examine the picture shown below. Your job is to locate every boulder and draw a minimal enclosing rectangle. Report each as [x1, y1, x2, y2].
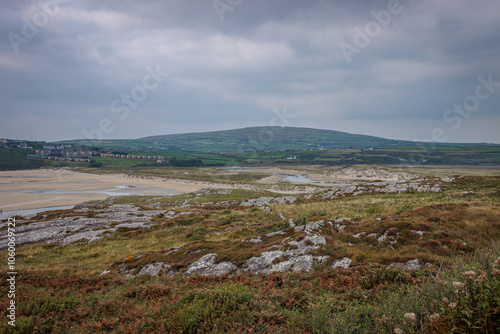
[184, 253, 236, 276]
[331, 257, 352, 269]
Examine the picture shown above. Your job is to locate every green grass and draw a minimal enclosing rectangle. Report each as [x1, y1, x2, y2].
[1, 252, 498, 333]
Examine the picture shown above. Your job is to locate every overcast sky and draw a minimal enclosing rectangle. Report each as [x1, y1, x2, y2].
[1, 0, 499, 143]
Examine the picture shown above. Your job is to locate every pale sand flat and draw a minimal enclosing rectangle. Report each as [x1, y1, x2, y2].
[0, 169, 209, 211]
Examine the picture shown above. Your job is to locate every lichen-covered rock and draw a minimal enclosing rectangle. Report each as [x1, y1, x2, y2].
[391, 259, 421, 270]
[184, 253, 236, 276]
[241, 251, 284, 274]
[137, 262, 166, 276]
[240, 196, 297, 207]
[313, 177, 449, 201]
[0, 204, 169, 250]
[331, 257, 352, 269]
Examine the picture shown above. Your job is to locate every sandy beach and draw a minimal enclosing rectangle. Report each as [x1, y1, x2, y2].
[0, 168, 332, 213]
[0, 169, 213, 212]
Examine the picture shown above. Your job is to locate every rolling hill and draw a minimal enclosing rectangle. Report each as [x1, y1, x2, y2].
[64, 126, 412, 152]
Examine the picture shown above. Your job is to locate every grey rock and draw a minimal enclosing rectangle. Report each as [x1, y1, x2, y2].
[410, 230, 425, 239]
[266, 230, 285, 237]
[242, 251, 284, 274]
[404, 259, 421, 270]
[138, 262, 165, 276]
[335, 218, 353, 224]
[305, 220, 324, 233]
[331, 257, 352, 269]
[314, 256, 330, 264]
[245, 237, 262, 243]
[271, 196, 297, 205]
[294, 225, 305, 232]
[241, 252, 317, 274]
[335, 224, 346, 232]
[391, 259, 421, 270]
[305, 234, 326, 245]
[184, 253, 236, 276]
[377, 234, 387, 243]
[283, 255, 314, 272]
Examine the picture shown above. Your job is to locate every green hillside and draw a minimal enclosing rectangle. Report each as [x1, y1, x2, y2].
[64, 126, 411, 152]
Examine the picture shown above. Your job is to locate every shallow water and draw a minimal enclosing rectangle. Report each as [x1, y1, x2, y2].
[220, 167, 322, 183]
[0, 205, 75, 220]
[16, 185, 133, 197]
[282, 174, 321, 183]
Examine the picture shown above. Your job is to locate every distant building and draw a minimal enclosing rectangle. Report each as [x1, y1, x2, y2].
[18, 142, 32, 149]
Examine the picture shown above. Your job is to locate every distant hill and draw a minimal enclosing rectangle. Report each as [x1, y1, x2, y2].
[64, 126, 412, 152]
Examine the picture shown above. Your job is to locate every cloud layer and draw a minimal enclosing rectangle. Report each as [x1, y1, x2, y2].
[1, 0, 499, 143]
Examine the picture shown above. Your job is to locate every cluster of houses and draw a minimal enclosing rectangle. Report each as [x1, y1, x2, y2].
[27, 154, 90, 163]
[26, 144, 165, 164]
[35, 145, 96, 158]
[35, 149, 96, 157]
[18, 142, 33, 149]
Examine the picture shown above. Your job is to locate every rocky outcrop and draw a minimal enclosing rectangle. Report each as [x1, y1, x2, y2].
[307, 177, 454, 200]
[184, 254, 237, 276]
[240, 221, 328, 274]
[390, 259, 422, 270]
[324, 166, 420, 181]
[240, 196, 297, 207]
[0, 205, 176, 250]
[110, 219, 334, 277]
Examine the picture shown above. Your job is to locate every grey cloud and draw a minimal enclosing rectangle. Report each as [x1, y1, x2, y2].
[0, 0, 499, 143]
